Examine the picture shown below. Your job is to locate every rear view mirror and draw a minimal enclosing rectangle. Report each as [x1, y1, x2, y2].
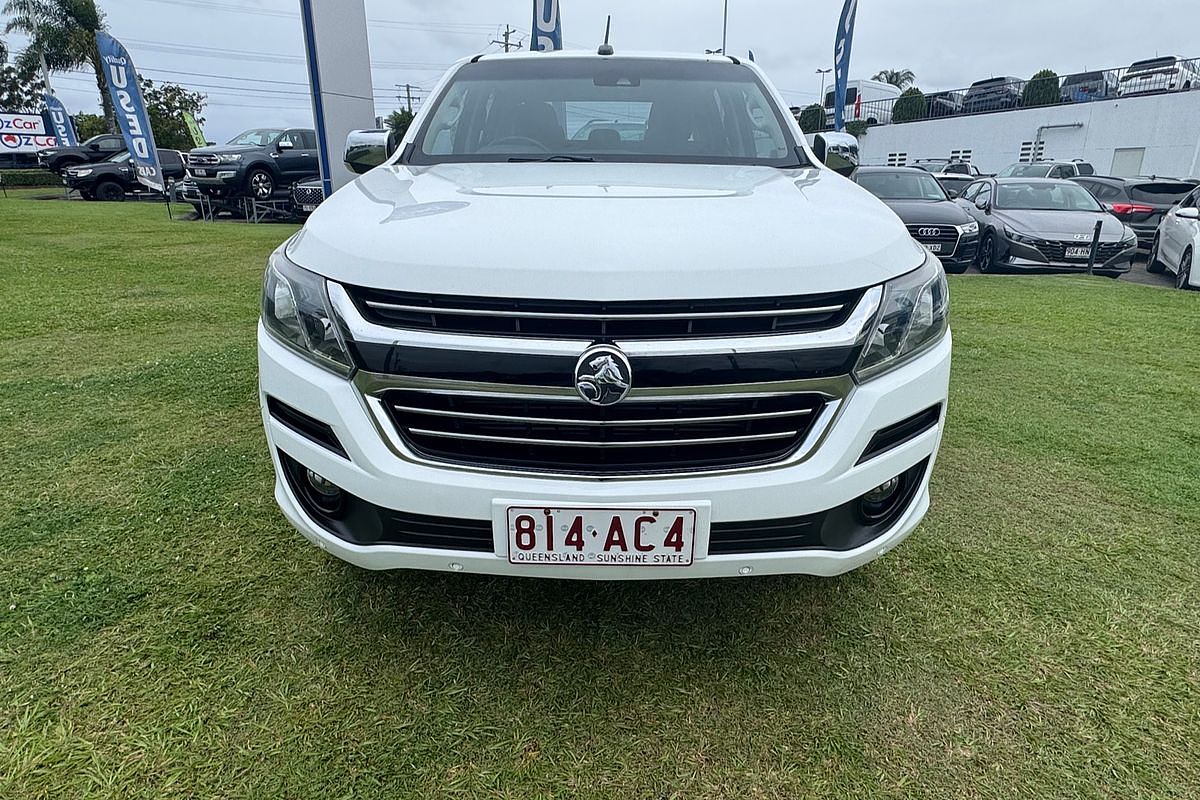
[1177, 207, 1200, 220]
[813, 132, 859, 177]
[343, 129, 396, 175]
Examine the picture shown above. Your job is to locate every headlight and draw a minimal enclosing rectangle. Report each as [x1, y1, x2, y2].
[73, 168, 93, 177]
[1121, 227, 1137, 246]
[956, 220, 979, 235]
[261, 250, 354, 376]
[855, 254, 949, 382]
[1003, 225, 1038, 245]
[217, 153, 242, 164]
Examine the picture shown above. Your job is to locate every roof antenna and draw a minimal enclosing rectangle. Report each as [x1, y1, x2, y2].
[598, 16, 614, 56]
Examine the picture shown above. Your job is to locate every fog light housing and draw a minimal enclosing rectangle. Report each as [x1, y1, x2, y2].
[304, 468, 343, 514]
[858, 476, 903, 523]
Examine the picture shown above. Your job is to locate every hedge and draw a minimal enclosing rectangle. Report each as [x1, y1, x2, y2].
[0, 169, 60, 188]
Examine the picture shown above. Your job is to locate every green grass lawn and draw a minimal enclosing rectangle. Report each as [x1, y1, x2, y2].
[1, 197, 1198, 799]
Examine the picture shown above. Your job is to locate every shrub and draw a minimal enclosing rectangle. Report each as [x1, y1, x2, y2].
[892, 88, 926, 123]
[797, 103, 825, 132]
[0, 169, 59, 188]
[844, 120, 870, 137]
[1023, 69, 1060, 107]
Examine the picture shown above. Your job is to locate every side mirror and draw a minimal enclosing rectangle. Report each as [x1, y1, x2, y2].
[975, 198, 990, 212]
[343, 129, 395, 175]
[1178, 207, 1200, 220]
[88, 143, 101, 151]
[813, 132, 859, 177]
[277, 139, 295, 151]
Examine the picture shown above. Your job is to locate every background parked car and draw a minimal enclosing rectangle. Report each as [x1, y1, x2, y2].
[912, 158, 981, 177]
[1072, 175, 1198, 251]
[956, 177, 1137, 277]
[998, 160, 1095, 179]
[290, 177, 325, 217]
[186, 127, 318, 204]
[37, 134, 126, 174]
[63, 149, 186, 201]
[1117, 56, 1200, 96]
[962, 77, 1025, 113]
[853, 166, 980, 273]
[925, 91, 964, 118]
[934, 174, 975, 198]
[1148, 186, 1200, 289]
[823, 79, 902, 126]
[1060, 70, 1118, 102]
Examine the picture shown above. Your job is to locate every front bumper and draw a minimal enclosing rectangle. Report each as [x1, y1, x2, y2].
[187, 168, 242, 192]
[1002, 239, 1137, 273]
[259, 324, 951, 580]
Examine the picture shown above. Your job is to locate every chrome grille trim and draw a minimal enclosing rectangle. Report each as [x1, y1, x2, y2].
[361, 300, 845, 320]
[406, 428, 801, 448]
[391, 404, 813, 426]
[187, 154, 219, 166]
[329, 283, 882, 358]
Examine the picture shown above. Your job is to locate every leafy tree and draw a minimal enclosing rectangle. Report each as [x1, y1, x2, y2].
[872, 68, 916, 90]
[1022, 69, 1060, 107]
[3, 0, 113, 130]
[0, 62, 41, 111]
[385, 109, 415, 138]
[140, 77, 206, 151]
[844, 120, 870, 137]
[73, 112, 107, 139]
[892, 87, 925, 123]
[797, 103, 825, 132]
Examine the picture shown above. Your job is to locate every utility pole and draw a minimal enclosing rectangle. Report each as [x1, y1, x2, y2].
[491, 25, 520, 52]
[721, 0, 729, 56]
[405, 83, 413, 113]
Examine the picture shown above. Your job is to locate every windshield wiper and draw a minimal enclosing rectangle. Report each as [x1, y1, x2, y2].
[508, 155, 596, 163]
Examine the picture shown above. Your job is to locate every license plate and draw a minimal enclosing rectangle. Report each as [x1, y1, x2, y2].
[922, 242, 943, 253]
[193, 169, 208, 177]
[505, 506, 696, 567]
[1065, 246, 1091, 259]
[302, 204, 317, 212]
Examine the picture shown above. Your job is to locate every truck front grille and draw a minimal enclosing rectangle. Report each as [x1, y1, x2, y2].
[292, 184, 325, 206]
[906, 224, 960, 255]
[345, 287, 865, 340]
[187, 154, 219, 167]
[379, 388, 828, 475]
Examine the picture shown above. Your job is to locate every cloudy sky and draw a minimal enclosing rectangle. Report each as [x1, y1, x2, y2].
[4, 0, 1200, 142]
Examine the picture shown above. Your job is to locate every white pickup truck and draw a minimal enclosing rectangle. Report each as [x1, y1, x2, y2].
[258, 50, 951, 580]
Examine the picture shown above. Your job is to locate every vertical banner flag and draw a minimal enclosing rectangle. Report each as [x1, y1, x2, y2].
[833, 0, 858, 132]
[95, 31, 163, 192]
[40, 53, 78, 147]
[532, 0, 562, 51]
[183, 111, 206, 148]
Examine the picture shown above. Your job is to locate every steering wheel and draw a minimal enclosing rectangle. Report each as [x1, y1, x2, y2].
[478, 136, 550, 154]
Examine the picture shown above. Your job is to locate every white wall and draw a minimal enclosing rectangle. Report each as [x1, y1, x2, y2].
[855, 91, 1200, 178]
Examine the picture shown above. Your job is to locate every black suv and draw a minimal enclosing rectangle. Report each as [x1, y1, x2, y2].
[1072, 175, 1198, 250]
[37, 134, 127, 173]
[186, 128, 318, 203]
[962, 77, 1025, 114]
[63, 149, 187, 201]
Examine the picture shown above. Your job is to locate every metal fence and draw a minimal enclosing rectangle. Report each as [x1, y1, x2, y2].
[796, 57, 1200, 131]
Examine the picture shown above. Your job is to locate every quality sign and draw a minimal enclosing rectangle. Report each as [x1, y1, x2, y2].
[96, 31, 163, 192]
[0, 114, 56, 153]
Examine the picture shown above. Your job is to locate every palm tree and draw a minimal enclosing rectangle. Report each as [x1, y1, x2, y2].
[3, 0, 113, 130]
[872, 68, 916, 90]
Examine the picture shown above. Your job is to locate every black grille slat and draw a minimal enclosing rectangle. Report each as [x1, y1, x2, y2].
[347, 287, 864, 340]
[382, 390, 827, 475]
[1033, 240, 1128, 262]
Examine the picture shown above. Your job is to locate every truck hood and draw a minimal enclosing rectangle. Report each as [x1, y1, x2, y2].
[188, 144, 261, 156]
[287, 162, 925, 301]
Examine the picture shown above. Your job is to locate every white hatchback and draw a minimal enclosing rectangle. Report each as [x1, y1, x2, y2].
[1149, 188, 1200, 290]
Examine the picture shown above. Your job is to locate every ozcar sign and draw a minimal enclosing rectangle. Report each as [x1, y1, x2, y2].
[0, 114, 56, 154]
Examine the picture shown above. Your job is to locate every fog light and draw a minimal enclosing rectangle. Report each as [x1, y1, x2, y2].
[858, 476, 903, 523]
[304, 468, 343, 513]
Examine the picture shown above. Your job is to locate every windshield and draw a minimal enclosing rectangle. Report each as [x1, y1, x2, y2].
[409, 58, 799, 166]
[226, 129, 283, 146]
[995, 182, 1104, 211]
[857, 171, 948, 201]
[998, 164, 1052, 178]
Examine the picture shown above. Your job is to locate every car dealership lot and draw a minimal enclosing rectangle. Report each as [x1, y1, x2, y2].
[1, 197, 1198, 798]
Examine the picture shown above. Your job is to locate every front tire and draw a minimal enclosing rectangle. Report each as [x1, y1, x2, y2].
[94, 180, 125, 202]
[1146, 236, 1166, 273]
[978, 233, 999, 273]
[245, 168, 275, 201]
[1177, 249, 1194, 290]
